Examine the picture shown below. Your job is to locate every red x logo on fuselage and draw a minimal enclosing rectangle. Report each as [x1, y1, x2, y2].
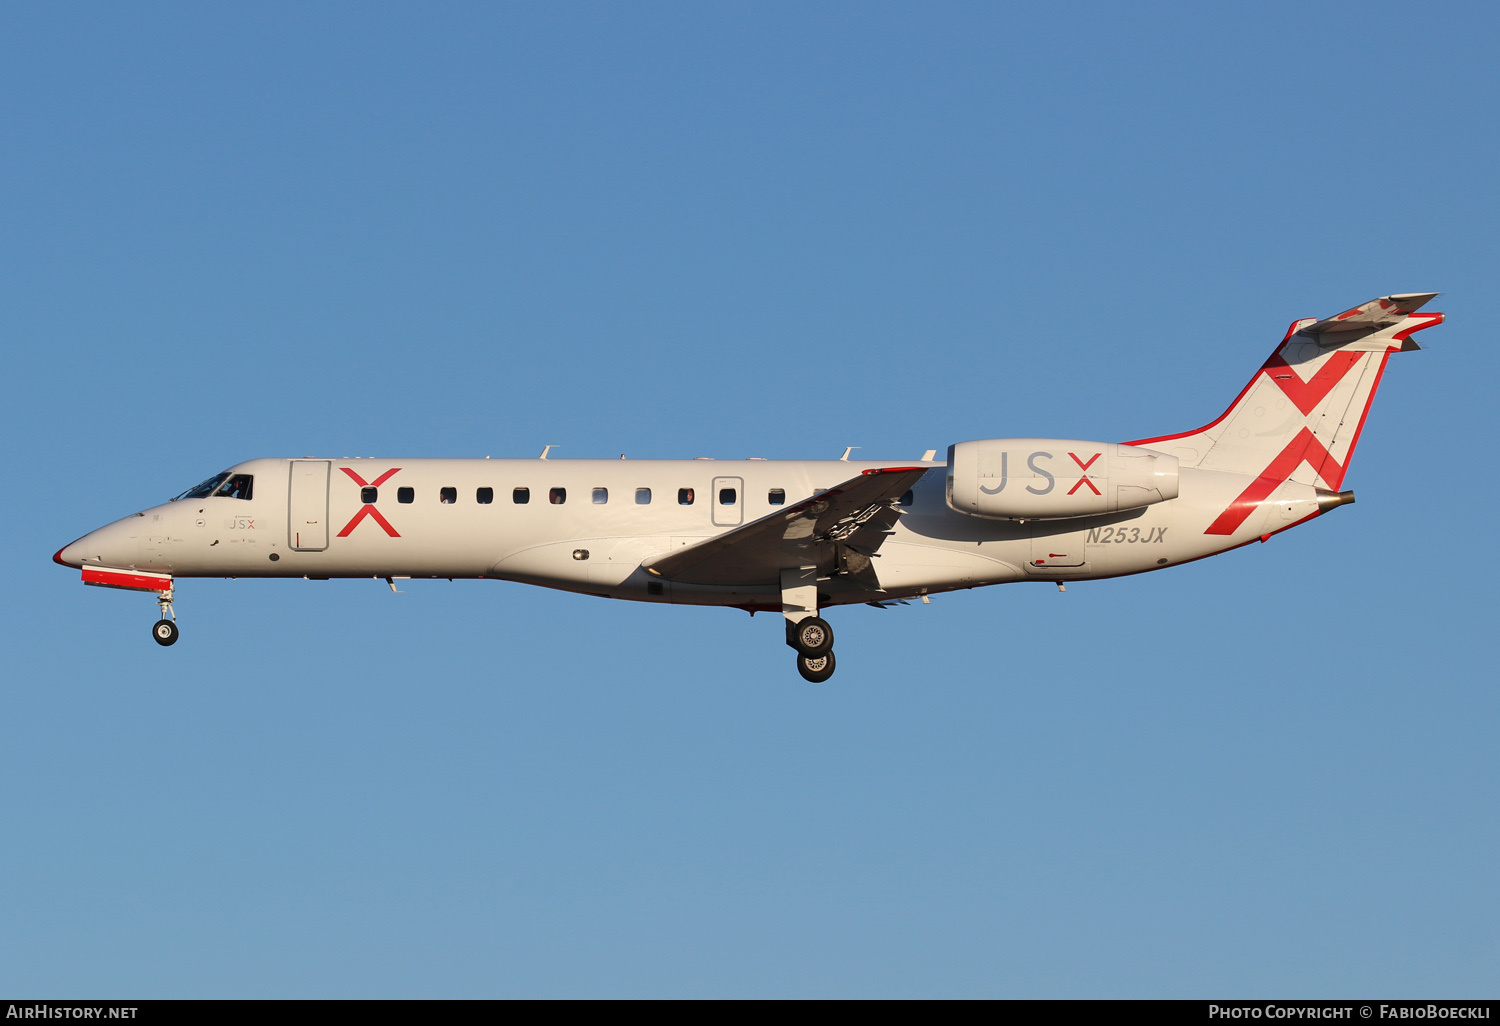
[336, 467, 402, 538]
[1066, 452, 1102, 496]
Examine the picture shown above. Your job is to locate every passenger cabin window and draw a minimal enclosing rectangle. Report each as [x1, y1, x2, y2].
[514, 487, 530, 504]
[440, 487, 457, 504]
[592, 487, 608, 504]
[361, 487, 378, 504]
[768, 488, 785, 505]
[477, 487, 493, 504]
[678, 488, 695, 505]
[398, 487, 414, 503]
[549, 487, 566, 504]
[636, 488, 651, 504]
[719, 487, 737, 505]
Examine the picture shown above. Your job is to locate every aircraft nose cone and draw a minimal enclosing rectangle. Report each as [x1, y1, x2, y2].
[54, 540, 84, 569]
[54, 519, 141, 570]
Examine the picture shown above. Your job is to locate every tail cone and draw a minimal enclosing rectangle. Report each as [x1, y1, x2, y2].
[1316, 489, 1356, 513]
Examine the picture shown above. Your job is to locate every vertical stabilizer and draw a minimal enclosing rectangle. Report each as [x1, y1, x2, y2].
[1128, 294, 1443, 535]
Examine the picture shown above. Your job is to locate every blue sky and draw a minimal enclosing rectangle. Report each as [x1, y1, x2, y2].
[2, 1, 1497, 997]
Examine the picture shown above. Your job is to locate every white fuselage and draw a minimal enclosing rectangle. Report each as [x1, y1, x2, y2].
[58, 454, 1328, 610]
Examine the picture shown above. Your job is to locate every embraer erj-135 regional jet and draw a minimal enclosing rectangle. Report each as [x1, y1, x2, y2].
[55, 294, 1442, 681]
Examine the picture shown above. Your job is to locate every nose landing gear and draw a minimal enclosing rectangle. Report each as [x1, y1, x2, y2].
[152, 587, 178, 646]
[75, 566, 180, 647]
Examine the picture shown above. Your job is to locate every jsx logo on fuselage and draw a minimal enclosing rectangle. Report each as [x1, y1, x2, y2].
[337, 467, 403, 538]
[978, 451, 1101, 496]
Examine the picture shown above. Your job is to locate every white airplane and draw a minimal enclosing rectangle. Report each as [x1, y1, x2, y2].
[54, 294, 1442, 681]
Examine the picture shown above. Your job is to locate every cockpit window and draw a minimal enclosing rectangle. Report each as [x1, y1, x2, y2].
[173, 471, 253, 501]
[214, 474, 254, 500]
[174, 472, 232, 501]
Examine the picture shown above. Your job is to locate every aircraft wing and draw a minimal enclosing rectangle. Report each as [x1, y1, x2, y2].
[643, 466, 933, 587]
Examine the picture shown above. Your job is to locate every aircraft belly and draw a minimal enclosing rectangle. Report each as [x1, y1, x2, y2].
[250, 530, 499, 579]
[491, 537, 670, 588]
[875, 541, 1023, 590]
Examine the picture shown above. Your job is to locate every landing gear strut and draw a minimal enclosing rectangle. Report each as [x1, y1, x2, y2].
[782, 567, 836, 682]
[152, 587, 178, 646]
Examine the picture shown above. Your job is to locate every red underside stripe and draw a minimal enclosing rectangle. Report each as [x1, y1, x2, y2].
[81, 567, 172, 592]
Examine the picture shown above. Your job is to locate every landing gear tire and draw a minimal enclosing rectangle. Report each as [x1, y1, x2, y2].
[797, 650, 836, 683]
[152, 619, 179, 646]
[788, 616, 834, 657]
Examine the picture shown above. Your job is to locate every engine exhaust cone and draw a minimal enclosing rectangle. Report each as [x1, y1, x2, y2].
[1316, 489, 1356, 512]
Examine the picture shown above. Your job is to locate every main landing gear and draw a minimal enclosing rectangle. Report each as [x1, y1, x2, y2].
[151, 587, 178, 647]
[782, 568, 837, 682]
[787, 616, 837, 683]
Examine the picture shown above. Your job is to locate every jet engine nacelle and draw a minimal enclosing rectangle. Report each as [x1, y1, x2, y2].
[946, 439, 1179, 520]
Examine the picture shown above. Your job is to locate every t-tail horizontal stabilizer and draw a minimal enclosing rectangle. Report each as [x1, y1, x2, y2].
[1302, 292, 1441, 349]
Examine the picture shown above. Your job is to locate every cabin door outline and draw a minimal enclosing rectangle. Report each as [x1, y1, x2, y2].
[711, 476, 744, 527]
[288, 461, 331, 551]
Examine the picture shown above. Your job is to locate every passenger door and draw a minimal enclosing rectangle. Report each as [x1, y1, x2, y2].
[288, 461, 330, 551]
